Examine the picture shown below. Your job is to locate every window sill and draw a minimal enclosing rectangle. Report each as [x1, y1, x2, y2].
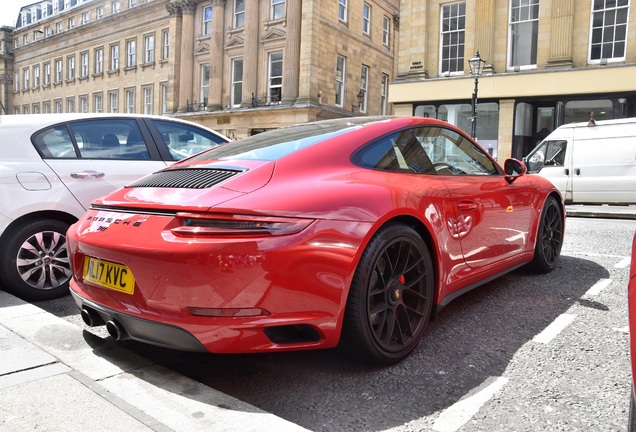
[107, 69, 120, 76]
[66, 78, 76, 84]
[92, 72, 104, 78]
[124, 65, 137, 73]
[141, 61, 155, 70]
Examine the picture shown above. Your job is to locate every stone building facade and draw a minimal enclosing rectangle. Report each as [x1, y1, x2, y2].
[3, 0, 399, 138]
[391, 0, 636, 160]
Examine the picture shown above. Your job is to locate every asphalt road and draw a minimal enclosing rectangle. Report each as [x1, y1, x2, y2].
[32, 217, 636, 431]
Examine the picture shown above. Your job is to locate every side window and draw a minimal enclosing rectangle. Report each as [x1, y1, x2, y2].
[412, 127, 498, 175]
[525, 139, 567, 173]
[67, 119, 150, 159]
[352, 130, 436, 174]
[33, 125, 77, 158]
[151, 119, 227, 161]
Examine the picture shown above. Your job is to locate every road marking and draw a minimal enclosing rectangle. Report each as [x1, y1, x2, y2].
[432, 376, 508, 432]
[584, 278, 612, 297]
[533, 313, 576, 344]
[616, 257, 631, 269]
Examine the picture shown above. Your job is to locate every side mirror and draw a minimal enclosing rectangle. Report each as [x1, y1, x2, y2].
[504, 158, 526, 184]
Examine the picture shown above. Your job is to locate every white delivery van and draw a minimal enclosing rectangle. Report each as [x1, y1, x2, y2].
[524, 117, 636, 204]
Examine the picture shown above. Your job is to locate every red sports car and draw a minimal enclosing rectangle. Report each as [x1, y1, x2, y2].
[68, 116, 564, 364]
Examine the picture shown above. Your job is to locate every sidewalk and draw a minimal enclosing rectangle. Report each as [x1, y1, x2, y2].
[0, 291, 309, 432]
[565, 204, 636, 220]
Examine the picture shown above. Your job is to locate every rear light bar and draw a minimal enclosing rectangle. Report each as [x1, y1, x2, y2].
[171, 213, 314, 237]
[188, 307, 270, 317]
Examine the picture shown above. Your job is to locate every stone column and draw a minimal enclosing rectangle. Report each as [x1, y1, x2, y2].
[165, 1, 182, 114]
[207, 0, 226, 111]
[473, 0, 496, 74]
[177, 0, 196, 112]
[281, 0, 301, 105]
[241, 0, 259, 107]
[546, 0, 574, 69]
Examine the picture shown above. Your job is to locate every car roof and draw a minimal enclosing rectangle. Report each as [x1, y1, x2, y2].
[0, 113, 217, 130]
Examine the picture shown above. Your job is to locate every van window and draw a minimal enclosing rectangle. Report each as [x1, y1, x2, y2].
[525, 140, 567, 173]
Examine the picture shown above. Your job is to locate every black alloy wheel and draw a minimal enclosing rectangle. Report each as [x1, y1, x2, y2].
[340, 224, 434, 365]
[529, 196, 563, 273]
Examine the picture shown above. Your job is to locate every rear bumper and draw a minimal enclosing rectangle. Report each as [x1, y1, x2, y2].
[71, 290, 208, 352]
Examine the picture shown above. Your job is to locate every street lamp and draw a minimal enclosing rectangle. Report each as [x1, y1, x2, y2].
[468, 51, 486, 139]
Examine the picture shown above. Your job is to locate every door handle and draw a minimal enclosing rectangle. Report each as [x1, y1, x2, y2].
[575, 168, 581, 175]
[71, 170, 105, 179]
[565, 168, 569, 175]
[457, 201, 477, 211]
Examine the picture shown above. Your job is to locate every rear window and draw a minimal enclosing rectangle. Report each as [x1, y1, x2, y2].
[189, 121, 361, 162]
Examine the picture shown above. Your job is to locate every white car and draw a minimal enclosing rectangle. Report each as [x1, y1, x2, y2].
[0, 113, 228, 301]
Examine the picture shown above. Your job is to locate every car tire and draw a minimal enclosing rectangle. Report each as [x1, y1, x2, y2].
[630, 386, 636, 432]
[528, 196, 564, 273]
[339, 224, 434, 365]
[0, 219, 72, 302]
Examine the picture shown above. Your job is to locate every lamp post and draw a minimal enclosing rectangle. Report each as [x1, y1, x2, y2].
[468, 51, 486, 139]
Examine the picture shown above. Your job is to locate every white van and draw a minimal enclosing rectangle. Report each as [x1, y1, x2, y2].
[524, 117, 636, 204]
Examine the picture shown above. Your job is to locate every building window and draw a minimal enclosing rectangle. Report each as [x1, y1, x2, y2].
[95, 48, 103, 74]
[23, 69, 30, 90]
[231, 58, 243, 106]
[362, 3, 371, 35]
[33, 66, 40, 87]
[380, 73, 388, 115]
[143, 86, 152, 114]
[82, 11, 89, 25]
[162, 30, 169, 59]
[44, 101, 51, 113]
[55, 99, 62, 113]
[201, 64, 210, 105]
[14, 38, 18, 49]
[81, 52, 89, 77]
[126, 89, 135, 113]
[95, 93, 103, 113]
[338, 0, 348, 22]
[203, 5, 212, 35]
[161, 83, 169, 113]
[56, 22, 62, 33]
[109, 91, 118, 113]
[129, 0, 137, 8]
[359, 65, 369, 113]
[67, 56, 75, 79]
[23, 34, 29, 45]
[271, 0, 285, 20]
[112, 1, 120, 13]
[44, 63, 51, 85]
[144, 35, 154, 63]
[68, 17, 75, 29]
[234, 0, 245, 28]
[440, 2, 466, 74]
[96, 6, 104, 18]
[268, 52, 283, 104]
[590, 0, 629, 62]
[67, 97, 75, 113]
[33, 104, 41, 114]
[55, 59, 62, 82]
[382, 15, 391, 46]
[80, 95, 88, 113]
[111, 44, 119, 70]
[508, 0, 539, 68]
[126, 39, 136, 67]
[23, 105, 30, 115]
[335, 55, 345, 107]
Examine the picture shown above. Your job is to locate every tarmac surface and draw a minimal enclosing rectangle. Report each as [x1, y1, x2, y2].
[1, 204, 634, 431]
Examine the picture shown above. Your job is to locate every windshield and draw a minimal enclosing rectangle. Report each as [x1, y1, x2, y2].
[189, 121, 364, 162]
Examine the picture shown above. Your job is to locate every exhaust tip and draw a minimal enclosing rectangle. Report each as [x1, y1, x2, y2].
[81, 307, 104, 327]
[105, 320, 129, 341]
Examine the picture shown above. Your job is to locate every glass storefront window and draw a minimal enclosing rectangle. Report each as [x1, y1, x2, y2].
[415, 102, 499, 157]
[564, 100, 612, 124]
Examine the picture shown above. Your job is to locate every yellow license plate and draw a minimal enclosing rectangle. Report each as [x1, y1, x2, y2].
[83, 257, 135, 295]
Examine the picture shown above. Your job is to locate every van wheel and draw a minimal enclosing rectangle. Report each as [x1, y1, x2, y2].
[0, 219, 72, 302]
[339, 224, 434, 365]
[528, 196, 563, 273]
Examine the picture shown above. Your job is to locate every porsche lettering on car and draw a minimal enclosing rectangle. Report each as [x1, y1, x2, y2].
[68, 116, 565, 364]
